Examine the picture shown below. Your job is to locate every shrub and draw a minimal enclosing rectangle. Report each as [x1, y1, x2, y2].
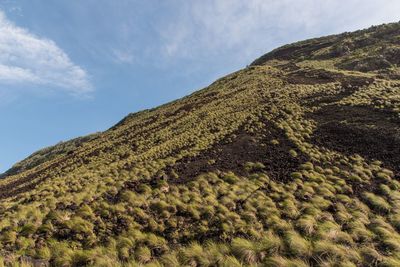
[264, 256, 292, 267]
[49, 241, 74, 266]
[68, 216, 94, 234]
[1, 230, 16, 245]
[219, 256, 243, 267]
[145, 234, 167, 252]
[382, 238, 400, 252]
[336, 194, 352, 204]
[390, 214, 400, 231]
[244, 161, 266, 172]
[290, 172, 303, 179]
[19, 223, 37, 237]
[160, 252, 180, 267]
[270, 139, 280, 145]
[377, 172, 392, 182]
[335, 210, 352, 224]
[150, 200, 169, 213]
[289, 149, 298, 157]
[379, 257, 400, 267]
[258, 231, 282, 256]
[312, 240, 346, 261]
[222, 172, 239, 184]
[347, 223, 374, 243]
[349, 174, 363, 183]
[231, 238, 259, 264]
[283, 231, 311, 257]
[178, 242, 209, 266]
[37, 222, 54, 236]
[281, 199, 300, 219]
[137, 184, 152, 195]
[35, 246, 51, 260]
[296, 215, 316, 236]
[117, 237, 134, 261]
[187, 204, 201, 220]
[300, 162, 314, 171]
[118, 246, 130, 261]
[363, 192, 391, 212]
[311, 196, 331, 210]
[135, 246, 152, 264]
[77, 204, 95, 219]
[200, 205, 215, 219]
[65, 216, 96, 247]
[335, 231, 354, 246]
[71, 250, 95, 266]
[359, 246, 383, 266]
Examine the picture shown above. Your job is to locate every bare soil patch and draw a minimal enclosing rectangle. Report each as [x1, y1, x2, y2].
[166, 121, 308, 183]
[286, 68, 344, 85]
[308, 105, 400, 178]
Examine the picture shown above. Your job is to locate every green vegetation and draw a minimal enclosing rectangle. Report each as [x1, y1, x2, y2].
[0, 22, 400, 266]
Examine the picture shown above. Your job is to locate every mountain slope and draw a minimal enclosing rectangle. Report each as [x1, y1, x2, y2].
[0, 23, 400, 266]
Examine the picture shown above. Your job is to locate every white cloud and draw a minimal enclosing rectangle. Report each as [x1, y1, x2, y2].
[159, 0, 400, 63]
[0, 11, 92, 95]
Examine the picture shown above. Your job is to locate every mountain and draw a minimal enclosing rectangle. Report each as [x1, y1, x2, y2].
[0, 22, 399, 266]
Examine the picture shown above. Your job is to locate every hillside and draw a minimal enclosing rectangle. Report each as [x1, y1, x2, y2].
[0, 22, 399, 267]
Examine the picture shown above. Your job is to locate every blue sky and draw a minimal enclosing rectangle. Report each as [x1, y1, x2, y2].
[0, 0, 399, 173]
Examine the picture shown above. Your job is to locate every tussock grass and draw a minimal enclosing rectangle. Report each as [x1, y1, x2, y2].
[283, 230, 311, 257]
[0, 23, 399, 266]
[363, 192, 391, 213]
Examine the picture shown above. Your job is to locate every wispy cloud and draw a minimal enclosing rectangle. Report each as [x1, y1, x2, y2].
[158, 0, 400, 64]
[0, 10, 92, 95]
[112, 48, 135, 64]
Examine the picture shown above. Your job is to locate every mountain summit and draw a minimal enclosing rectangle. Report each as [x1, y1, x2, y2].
[0, 23, 399, 266]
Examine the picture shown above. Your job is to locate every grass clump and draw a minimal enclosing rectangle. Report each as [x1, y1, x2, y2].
[231, 238, 260, 264]
[283, 230, 311, 257]
[135, 246, 152, 264]
[363, 192, 391, 213]
[178, 242, 209, 266]
[258, 231, 282, 256]
[296, 215, 316, 236]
